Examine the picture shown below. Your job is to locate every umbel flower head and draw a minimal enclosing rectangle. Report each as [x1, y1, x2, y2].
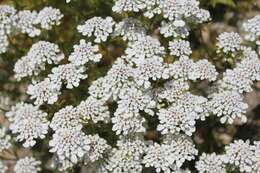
[77, 16, 115, 43]
[14, 157, 41, 173]
[6, 103, 49, 147]
[196, 153, 226, 173]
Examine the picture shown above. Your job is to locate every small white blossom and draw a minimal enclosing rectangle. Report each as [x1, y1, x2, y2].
[50, 105, 82, 131]
[208, 91, 248, 124]
[112, 0, 146, 13]
[27, 78, 61, 105]
[49, 129, 91, 167]
[112, 111, 146, 135]
[0, 5, 16, 33]
[191, 59, 218, 81]
[160, 21, 189, 38]
[158, 79, 189, 102]
[143, 134, 198, 172]
[0, 30, 8, 54]
[89, 58, 134, 100]
[85, 134, 111, 162]
[133, 56, 166, 88]
[169, 40, 192, 57]
[125, 36, 165, 63]
[163, 56, 197, 80]
[69, 39, 102, 66]
[224, 140, 255, 173]
[6, 103, 49, 147]
[216, 32, 242, 55]
[102, 138, 145, 173]
[157, 105, 196, 136]
[35, 7, 63, 30]
[113, 18, 146, 41]
[0, 127, 11, 152]
[49, 63, 87, 89]
[196, 153, 226, 173]
[221, 68, 253, 93]
[14, 41, 64, 80]
[77, 17, 115, 43]
[252, 141, 260, 173]
[116, 87, 156, 115]
[14, 157, 41, 173]
[15, 10, 40, 37]
[243, 15, 260, 44]
[76, 96, 110, 123]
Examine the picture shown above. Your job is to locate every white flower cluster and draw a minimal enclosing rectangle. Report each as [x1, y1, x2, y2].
[0, 5, 63, 54]
[216, 32, 242, 55]
[0, 127, 11, 152]
[49, 99, 110, 170]
[6, 103, 49, 147]
[77, 17, 115, 43]
[195, 153, 226, 173]
[243, 15, 260, 45]
[14, 157, 41, 173]
[221, 48, 260, 93]
[2, 0, 260, 172]
[208, 90, 248, 124]
[113, 18, 146, 41]
[101, 137, 146, 173]
[143, 134, 198, 172]
[14, 41, 64, 80]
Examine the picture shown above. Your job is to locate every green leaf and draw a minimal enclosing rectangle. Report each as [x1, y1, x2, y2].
[210, 0, 236, 8]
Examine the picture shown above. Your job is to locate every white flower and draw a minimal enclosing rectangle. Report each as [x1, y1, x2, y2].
[157, 105, 196, 136]
[27, 78, 61, 105]
[224, 140, 255, 173]
[0, 127, 11, 152]
[221, 68, 253, 93]
[252, 141, 260, 173]
[0, 160, 7, 173]
[196, 153, 226, 173]
[49, 63, 87, 89]
[49, 128, 91, 167]
[216, 32, 242, 55]
[132, 56, 166, 89]
[243, 15, 260, 43]
[102, 138, 145, 173]
[77, 17, 115, 43]
[14, 10, 40, 37]
[50, 105, 82, 131]
[112, 111, 146, 135]
[158, 0, 209, 22]
[208, 91, 248, 124]
[113, 18, 146, 41]
[14, 157, 41, 173]
[88, 58, 134, 100]
[163, 56, 197, 80]
[143, 134, 198, 172]
[69, 39, 102, 66]
[191, 59, 218, 81]
[125, 36, 165, 63]
[76, 96, 110, 123]
[160, 20, 190, 38]
[112, 0, 146, 13]
[169, 40, 192, 57]
[6, 103, 49, 147]
[116, 87, 156, 115]
[85, 134, 111, 162]
[0, 31, 8, 54]
[0, 5, 16, 34]
[14, 41, 64, 80]
[158, 79, 189, 102]
[35, 7, 63, 30]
